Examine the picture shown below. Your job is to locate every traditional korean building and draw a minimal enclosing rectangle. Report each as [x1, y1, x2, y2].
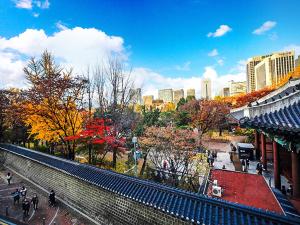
[231, 78, 300, 199]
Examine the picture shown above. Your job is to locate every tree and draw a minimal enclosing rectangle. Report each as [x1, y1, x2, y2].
[139, 126, 204, 191]
[22, 51, 86, 159]
[93, 57, 135, 168]
[179, 99, 230, 144]
[65, 118, 127, 166]
[0, 90, 10, 142]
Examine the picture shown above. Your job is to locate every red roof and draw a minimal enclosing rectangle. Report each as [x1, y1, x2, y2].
[208, 170, 283, 214]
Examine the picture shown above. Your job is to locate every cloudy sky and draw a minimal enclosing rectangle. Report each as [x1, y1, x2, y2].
[0, 0, 300, 97]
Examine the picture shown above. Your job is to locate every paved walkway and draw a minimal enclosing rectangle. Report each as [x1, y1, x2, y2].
[0, 169, 90, 225]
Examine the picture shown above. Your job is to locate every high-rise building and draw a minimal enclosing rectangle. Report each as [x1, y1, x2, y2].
[158, 89, 173, 103]
[247, 54, 272, 93]
[247, 51, 295, 92]
[201, 78, 212, 99]
[142, 95, 154, 107]
[129, 88, 142, 105]
[229, 81, 247, 96]
[296, 56, 300, 67]
[219, 87, 230, 97]
[270, 51, 295, 84]
[255, 58, 272, 91]
[173, 89, 184, 105]
[254, 51, 295, 91]
[186, 89, 196, 98]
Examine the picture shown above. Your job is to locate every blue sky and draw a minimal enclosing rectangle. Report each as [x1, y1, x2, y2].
[0, 0, 300, 96]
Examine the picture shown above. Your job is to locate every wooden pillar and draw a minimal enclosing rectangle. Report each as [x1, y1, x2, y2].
[254, 130, 260, 160]
[260, 133, 267, 170]
[273, 141, 281, 189]
[292, 151, 300, 199]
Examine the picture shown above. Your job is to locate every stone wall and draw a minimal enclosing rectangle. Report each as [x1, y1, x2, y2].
[2, 150, 188, 225]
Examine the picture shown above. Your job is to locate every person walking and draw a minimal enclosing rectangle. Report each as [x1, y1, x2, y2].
[22, 198, 30, 220]
[241, 159, 246, 172]
[49, 190, 56, 207]
[20, 186, 27, 199]
[256, 162, 262, 175]
[246, 159, 250, 171]
[11, 189, 20, 205]
[6, 172, 12, 185]
[31, 194, 39, 210]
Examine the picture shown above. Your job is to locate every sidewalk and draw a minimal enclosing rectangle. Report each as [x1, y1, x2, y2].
[0, 169, 90, 225]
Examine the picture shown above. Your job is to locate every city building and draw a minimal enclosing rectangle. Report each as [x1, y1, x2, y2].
[173, 89, 184, 105]
[158, 88, 173, 103]
[254, 51, 295, 91]
[295, 55, 300, 67]
[255, 58, 273, 91]
[270, 51, 295, 85]
[186, 88, 196, 98]
[219, 87, 230, 97]
[247, 51, 295, 92]
[201, 78, 212, 99]
[152, 99, 164, 110]
[247, 54, 272, 93]
[129, 88, 142, 105]
[229, 81, 247, 96]
[142, 95, 154, 107]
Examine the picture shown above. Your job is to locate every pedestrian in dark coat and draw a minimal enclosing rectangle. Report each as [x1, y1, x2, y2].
[11, 189, 20, 205]
[49, 190, 56, 207]
[31, 194, 39, 210]
[22, 198, 30, 220]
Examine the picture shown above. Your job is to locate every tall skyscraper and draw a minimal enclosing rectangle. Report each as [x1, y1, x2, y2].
[201, 78, 212, 99]
[296, 55, 300, 67]
[270, 51, 295, 84]
[173, 89, 184, 105]
[254, 51, 295, 91]
[186, 89, 196, 98]
[255, 58, 272, 91]
[158, 89, 173, 103]
[129, 88, 142, 105]
[247, 51, 295, 92]
[229, 81, 247, 96]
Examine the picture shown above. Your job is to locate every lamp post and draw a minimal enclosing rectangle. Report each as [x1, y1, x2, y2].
[132, 136, 138, 177]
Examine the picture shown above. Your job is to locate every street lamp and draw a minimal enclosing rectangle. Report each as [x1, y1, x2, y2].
[132, 136, 138, 177]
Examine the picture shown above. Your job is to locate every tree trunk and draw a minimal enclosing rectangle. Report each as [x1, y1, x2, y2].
[112, 147, 117, 169]
[140, 152, 148, 176]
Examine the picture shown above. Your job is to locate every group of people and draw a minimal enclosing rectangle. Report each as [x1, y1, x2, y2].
[6, 172, 56, 220]
[241, 158, 250, 172]
[11, 185, 39, 220]
[207, 151, 217, 167]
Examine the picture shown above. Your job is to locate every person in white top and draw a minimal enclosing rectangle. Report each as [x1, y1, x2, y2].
[6, 172, 12, 185]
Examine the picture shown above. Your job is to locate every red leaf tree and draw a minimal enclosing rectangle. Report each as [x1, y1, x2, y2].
[65, 118, 127, 165]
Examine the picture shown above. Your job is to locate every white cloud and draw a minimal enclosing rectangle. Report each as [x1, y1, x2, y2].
[208, 49, 218, 57]
[15, 0, 32, 9]
[14, 0, 50, 11]
[35, 0, 50, 9]
[175, 61, 191, 71]
[217, 59, 224, 66]
[283, 44, 300, 57]
[33, 12, 39, 17]
[230, 60, 247, 73]
[0, 27, 126, 88]
[56, 21, 68, 31]
[253, 21, 277, 35]
[207, 25, 232, 38]
[131, 66, 246, 98]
